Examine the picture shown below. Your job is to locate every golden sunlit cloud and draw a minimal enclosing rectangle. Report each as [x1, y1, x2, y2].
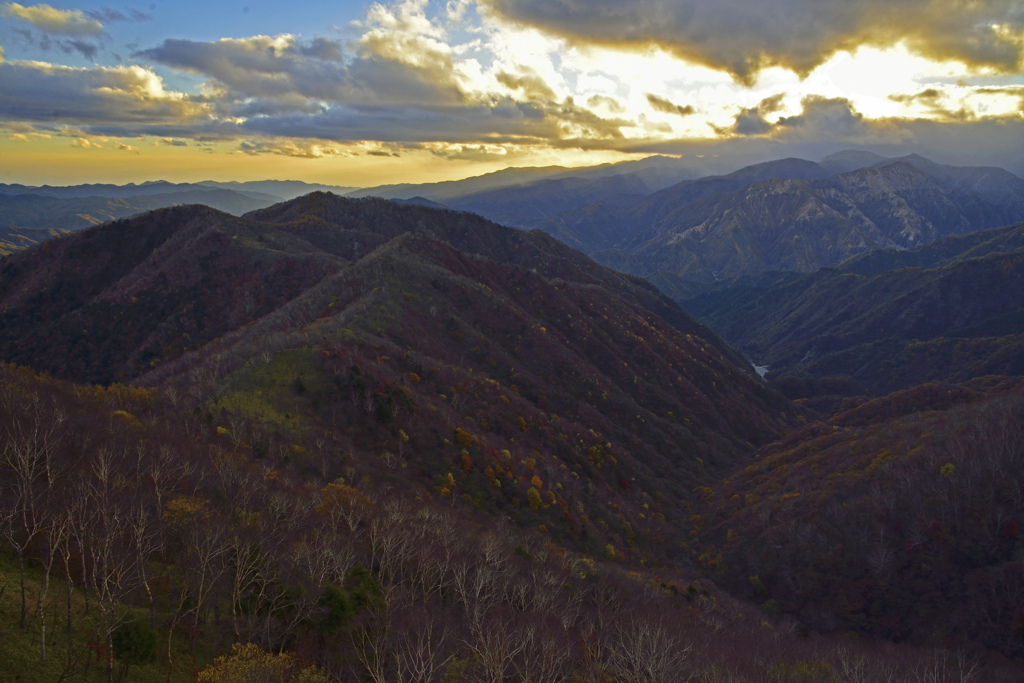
[239, 139, 348, 159]
[1, 2, 103, 36]
[71, 136, 100, 148]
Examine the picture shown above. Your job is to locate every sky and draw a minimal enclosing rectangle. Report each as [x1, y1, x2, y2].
[0, 0, 1022, 186]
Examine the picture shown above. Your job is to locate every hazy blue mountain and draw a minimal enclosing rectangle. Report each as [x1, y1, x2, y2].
[346, 155, 697, 202]
[818, 149, 890, 174]
[445, 173, 655, 230]
[196, 179, 355, 201]
[0, 189, 278, 253]
[0, 180, 277, 203]
[875, 154, 1024, 210]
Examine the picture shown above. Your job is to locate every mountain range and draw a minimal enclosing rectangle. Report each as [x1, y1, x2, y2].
[579, 158, 1024, 282]
[6, 152, 1023, 284]
[4, 156, 1024, 677]
[340, 151, 1024, 285]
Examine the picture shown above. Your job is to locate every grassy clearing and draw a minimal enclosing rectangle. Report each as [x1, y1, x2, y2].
[0, 553, 212, 683]
[213, 347, 321, 430]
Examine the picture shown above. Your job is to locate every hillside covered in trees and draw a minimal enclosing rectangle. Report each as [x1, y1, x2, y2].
[1, 194, 1022, 681]
[681, 222, 1024, 396]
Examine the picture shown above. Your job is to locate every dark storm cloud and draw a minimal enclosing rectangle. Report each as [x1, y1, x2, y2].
[482, 0, 1024, 82]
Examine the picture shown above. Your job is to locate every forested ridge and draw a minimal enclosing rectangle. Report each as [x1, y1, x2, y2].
[1, 194, 1022, 680]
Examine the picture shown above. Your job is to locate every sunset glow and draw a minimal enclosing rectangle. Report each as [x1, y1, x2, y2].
[1, 0, 1022, 185]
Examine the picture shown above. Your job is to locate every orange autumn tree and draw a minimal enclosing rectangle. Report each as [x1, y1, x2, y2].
[196, 643, 327, 683]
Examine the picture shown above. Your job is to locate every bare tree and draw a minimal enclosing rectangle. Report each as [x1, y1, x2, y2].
[513, 613, 574, 683]
[164, 502, 228, 680]
[37, 513, 70, 664]
[607, 614, 693, 683]
[392, 601, 456, 683]
[466, 607, 528, 683]
[1, 410, 61, 627]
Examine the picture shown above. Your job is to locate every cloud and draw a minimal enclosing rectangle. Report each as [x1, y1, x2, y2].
[757, 93, 787, 115]
[775, 96, 872, 138]
[137, 33, 462, 109]
[888, 84, 1024, 123]
[731, 108, 772, 136]
[2, 0, 1015, 174]
[497, 69, 557, 101]
[587, 94, 625, 114]
[85, 7, 151, 23]
[421, 141, 511, 161]
[61, 38, 97, 60]
[711, 95, 916, 148]
[721, 93, 789, 136]
[135, 4, 633, 147]
[889, 89, 943, 105]
[646, 93, 694, 117]
[238, 138, 346, 158]
[0, 60, 210, 132]
[2, 2, 104, 36]
[71, 136, 100, 148]
[887, 87, 966, 119]
[8, 25, 100, 59]
[482, 0, 1024, 82]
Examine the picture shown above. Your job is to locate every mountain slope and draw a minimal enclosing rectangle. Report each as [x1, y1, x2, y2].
[590, 162, 1024, 282]
[4, 355, 1011, 682]
[681, 223, 1024, 394]
[4, 191, 1024, 672]
[444, 173, 654, 231]
[695, 379, 1024, 657]
[345, 155, 694, 203]
[878, 154, 1024, 210]
[839, 220, 1024, 275]
[0, 225, 69, 256]
[0, 204, 340, 382]
[0, 194, 796, 557]
[541, 157, 831, 253]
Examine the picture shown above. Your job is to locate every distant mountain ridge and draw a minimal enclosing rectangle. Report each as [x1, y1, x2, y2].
[0, 189, 280, 254]
[346, 151, 1024, 284]
[0, 178, 354, 202]
[0, 179, 360, 254]
[5, 151, 1022, 282]
[582, 160, 1024, 282]
[681, 222, 1024, 395]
